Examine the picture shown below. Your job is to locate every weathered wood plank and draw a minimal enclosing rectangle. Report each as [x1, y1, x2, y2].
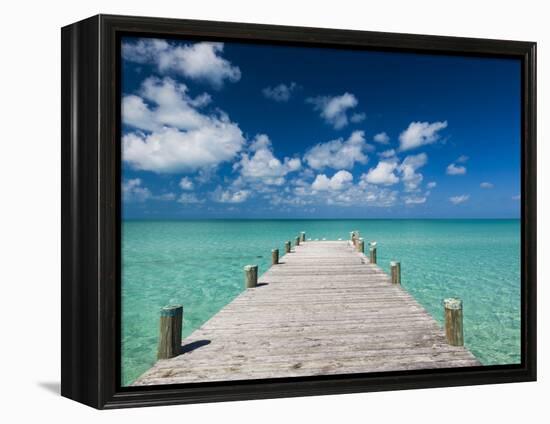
[133, 240, 480, 386]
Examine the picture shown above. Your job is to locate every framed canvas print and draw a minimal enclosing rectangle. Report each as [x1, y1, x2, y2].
[61, 14, 536, 409]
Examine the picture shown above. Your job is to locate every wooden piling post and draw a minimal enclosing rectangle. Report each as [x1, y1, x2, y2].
[244, 265, 258, 288]
[357, 238, 365, 253]
[295, 236, 300, 246]
[444, 298, 464, 346]
[390, 261, 401, 284]
[285, 241, 291, 253]
[300, 231, 306, 242]
[271, 248, 279, 265]
[369, 245, 377, 264]
[157, 305, 183, 360]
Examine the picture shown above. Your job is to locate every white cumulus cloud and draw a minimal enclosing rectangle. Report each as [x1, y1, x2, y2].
[122, 76, 214, 132]
[123, 179, 175, 202]
[311, 170, 353, 191]
[378, 149, 396, 159]
[404, 195, 427, 204]
[399, 153, 428, 192]
[122, 39, 241, 88]
[332, 182, 398, 207]
[399, 121, 448, 151]
[235, 134, 301, 186]
[122, 178, 151, 202]
[281, 172, 400, 208]
[446, 163, 467, 175]
[179, 177, 194, 190]
[122, 77, 245, 173]
[304, 131, 370, 170]
[427, 181, 437, 189]
[480, 182, 494, 189]
[212, 187, 251, 203]
[262, 82, 298, 102]
[306, 93, 361, 129]
[364, 161, 399, 186]
[373, 132, 390, 144]
[279, 151, 432, 209]
[360, 153, 428, 194]
[449, 194, 470, 205]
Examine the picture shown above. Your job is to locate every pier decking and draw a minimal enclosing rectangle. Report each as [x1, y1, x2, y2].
[133, 239, 480, 386]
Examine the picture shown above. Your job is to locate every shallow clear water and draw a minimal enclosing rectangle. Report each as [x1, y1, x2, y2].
[121, 219, 520, 386]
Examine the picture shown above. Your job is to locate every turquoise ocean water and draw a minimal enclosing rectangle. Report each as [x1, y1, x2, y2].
[121, 219, 521, 386]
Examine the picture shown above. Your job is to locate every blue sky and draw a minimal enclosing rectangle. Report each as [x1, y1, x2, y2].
[121, 36, 521, 219]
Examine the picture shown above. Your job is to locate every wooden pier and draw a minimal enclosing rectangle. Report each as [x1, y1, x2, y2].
[133, 237, 480, 386]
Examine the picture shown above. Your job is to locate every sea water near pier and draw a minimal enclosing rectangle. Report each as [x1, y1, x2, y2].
[122, 219, 520, 386]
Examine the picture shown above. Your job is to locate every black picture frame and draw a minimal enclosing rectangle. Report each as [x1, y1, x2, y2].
[61, 14, 537, 409]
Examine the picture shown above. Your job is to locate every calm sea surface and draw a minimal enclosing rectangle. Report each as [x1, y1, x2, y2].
[121, 219, 521, 386]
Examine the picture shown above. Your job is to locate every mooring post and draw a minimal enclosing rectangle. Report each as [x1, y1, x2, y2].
[295, 235, 300, 246]
[244, 265, 258, 288]
[300, 231, 306, 242]
[285, 240, 291, 253]
[444, 298, 464, 346]
[353, 231, 360, 247]
[369, 244, 377, 264]
[157, 305, 183, 360]
[357, 238, 365, 253]
[272, 248, 279, 265]
[390, 261, 401, 284]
